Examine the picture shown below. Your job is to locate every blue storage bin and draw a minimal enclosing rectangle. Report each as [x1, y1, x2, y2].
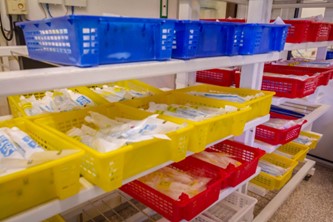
[98, 17, 175, 64]
[238, 24, 289, 55]
[195, 21, 225, 57]
[17, 15, 176, 67]
[17, 15, 101, 67]
[172, 21, 244, 59]
[172, 20, 201, 60]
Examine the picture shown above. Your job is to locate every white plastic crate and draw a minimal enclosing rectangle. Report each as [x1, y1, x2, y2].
[194, 191, 257, 222]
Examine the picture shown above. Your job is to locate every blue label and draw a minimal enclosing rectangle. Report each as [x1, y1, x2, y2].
[0, 135, 16, 157]
[23, 136, 39, 149]
[76, 96, 91, 106]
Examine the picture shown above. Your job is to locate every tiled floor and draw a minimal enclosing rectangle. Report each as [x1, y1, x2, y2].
[268, 164, 333, 222]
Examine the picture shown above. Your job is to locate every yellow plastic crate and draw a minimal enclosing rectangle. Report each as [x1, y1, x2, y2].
[0, 119, 83, 220]
[122, 92, 251, 153]
[87, 80, 163, 103]
[176, 84, 275, 121]
[277, 141, 310, 162]
[34, 103, 193, 192]
[297, 131, 322, 149]
[8, 87, 107, 118]
[43, 215, 65, 222]
[250, 153, 298, 190]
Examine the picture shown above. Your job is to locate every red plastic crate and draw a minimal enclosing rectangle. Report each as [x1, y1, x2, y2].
[120, 157, 224, 222]
[196, 69, 238, 86]
[264, 64, 331, 86]
[255, 116, 306, 145]
[203, 140, 265, 187]
[328, 24, 333, 41]
[308, 22, 331, 42]
[283, 20, 330, 43]
[234, 71, 318, 98]
[270, 111, 299, 120]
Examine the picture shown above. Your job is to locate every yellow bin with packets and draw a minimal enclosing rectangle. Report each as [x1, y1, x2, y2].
[122, 92, 251, 153]
[176, 84, 275, 121]
[8, 87, 107, 118]
[0, 119, 84, 220]
[250, 153, 298, 190]
[276, 141, 310, 162]
[34, 103, 193, 192]
[87, 80, 163, 103]
[296, 131, 323, 150]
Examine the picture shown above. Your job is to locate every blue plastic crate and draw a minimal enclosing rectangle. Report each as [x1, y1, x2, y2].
[17, 15, 176, 67]
[172, 21, 244, 59]
[238, 24, 289, 55]
[17, 15, 100, 67]
[98, 17, 175, 64]
[172, 20, 201, 59]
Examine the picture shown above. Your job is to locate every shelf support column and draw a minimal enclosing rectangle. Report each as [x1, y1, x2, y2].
[236, 0, 272, 146]
[175, 0, 199, 89]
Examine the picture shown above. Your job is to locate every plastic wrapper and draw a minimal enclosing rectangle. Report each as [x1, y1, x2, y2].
[0, 128, 23, 160]
[273, 150, 293, 159]
[262, 118, 304, 129]
[146, 102, 238, 121]
[91, 85, 152, 102]
[66, 112, 182, 153]
[259, 160, 288, 176]
[6, 127, 44, 159]
[0, 127, 72, 177]
[263, 72, 319, 81]
[193, 151, 241, 169]
[139, 166, 211, 200]
[188, 91, 265, 103]
[293, 135, 314, 146]
[20, 89, 95, 116]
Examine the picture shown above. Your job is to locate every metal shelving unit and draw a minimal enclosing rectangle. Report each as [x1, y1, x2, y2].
[1, 0, 332, 221]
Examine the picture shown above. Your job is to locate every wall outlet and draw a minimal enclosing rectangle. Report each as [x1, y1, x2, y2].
[64, 0, 87, 7]
[5, 0, 28, 14]
[38, 0, 63, 5]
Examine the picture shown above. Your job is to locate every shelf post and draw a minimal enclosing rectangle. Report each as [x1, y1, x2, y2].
[175, 0, 199, 89]
[237, 0, 272, 146]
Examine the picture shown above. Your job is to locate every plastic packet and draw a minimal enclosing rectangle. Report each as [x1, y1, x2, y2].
[188, 91, 264, 103]
[264, 72, 317, 81]
[188, 91, 246, 103]
[274, 150, 294, 159]
[293, 135, 314, 146]
[0, 128, 24, 160]
[147, 102, 237, 121]
[67, 112, 181, 153]
[85, 111, 120, 129]
[139, 166, 211, 200]
[193, 151, 241, 169]
[6, 127, 44, 159]
[263, 118, 299, 129]
[259, 160, 287, 176]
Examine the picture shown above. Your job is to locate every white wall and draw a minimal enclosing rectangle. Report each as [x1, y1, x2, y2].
[26, 0, 178, 20]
